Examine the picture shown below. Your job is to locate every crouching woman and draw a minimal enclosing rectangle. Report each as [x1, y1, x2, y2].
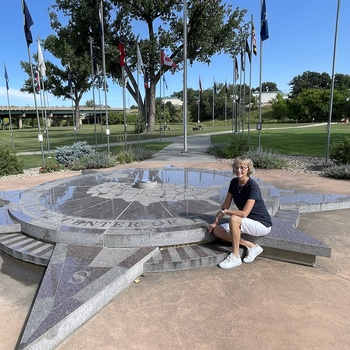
[208, 157, 272, 269]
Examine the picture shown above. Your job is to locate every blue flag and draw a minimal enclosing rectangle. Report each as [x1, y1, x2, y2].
[23, 0, 34, 46]
[4, 64, 9, 90]
[260, 0, 269, 41]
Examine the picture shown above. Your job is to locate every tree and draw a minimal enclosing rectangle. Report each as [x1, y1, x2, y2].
[287, 88, 346, 123]
[109, 0, 247, 132]
[21, 0, 107, 128]
[270, 93, 288, 122]
[22, 0, 247, 133]
[288, 71, 331, 98]
[261, 82, 278, 92]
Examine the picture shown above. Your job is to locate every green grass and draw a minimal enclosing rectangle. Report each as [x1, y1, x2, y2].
[211, 123, 350, 157]
[2, 121, 349, 168]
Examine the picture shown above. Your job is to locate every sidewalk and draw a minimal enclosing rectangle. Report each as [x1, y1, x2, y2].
[1, 134, 350, 350]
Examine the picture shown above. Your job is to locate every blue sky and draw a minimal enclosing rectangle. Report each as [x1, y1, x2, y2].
[0, 1, 349, 108]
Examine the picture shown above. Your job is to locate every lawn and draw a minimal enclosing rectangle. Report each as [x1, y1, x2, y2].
[1, 121, 349, 168]
[211, 122, 350, 157]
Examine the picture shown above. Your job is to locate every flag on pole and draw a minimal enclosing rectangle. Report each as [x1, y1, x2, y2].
[252, 20, 257, 55]
[118, 42, 125, 67]
[22, 0, 34, 46]
[37, 39, 46, 78]
[160, 50, 176, 68]
[260, 0, 269, 41]
[246, 39, 252, 63]
[98, 2, 103, 37]
[213, 81, 217, 94]
[4, 64, 9, 90]
[137, 43, 144, 74]
[34, 67, 40, 92]
[93, 57, 102, 88]
[234, 56, 239, 81]
[163, 75, 168, 90]
[225, 80, 228, 94]
[240, 48, 245, 72]
[199, 76, 202, 92]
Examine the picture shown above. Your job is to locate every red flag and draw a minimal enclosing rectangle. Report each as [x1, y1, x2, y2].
[118, 43, 125, 67]
[160, 50, 176, 68]
[34, 67, 41, 92]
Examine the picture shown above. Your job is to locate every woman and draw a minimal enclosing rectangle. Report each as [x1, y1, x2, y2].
[208, 157, 272, 269]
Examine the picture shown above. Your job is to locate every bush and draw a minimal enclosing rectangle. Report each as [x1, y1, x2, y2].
[243, 149, 288, 169]
[208, 139, 249, 159]
[115, 147, 154, 164]
[55, 141, 94, 167]
[323, 164, 350, 180]
[68, 151, 115, 170]
[39, 162, 63, 173]
[131, 147, 155, 161]
[115, 150, 134, 164]
[330, 137, 350, 165]
[0, 147, 24, 176]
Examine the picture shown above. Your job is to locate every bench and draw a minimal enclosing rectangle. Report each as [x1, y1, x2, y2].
[192, 125, 204, 131]
[161, 125, 171, 131]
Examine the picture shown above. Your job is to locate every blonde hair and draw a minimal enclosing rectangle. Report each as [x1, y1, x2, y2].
[232, 157, 254, 176]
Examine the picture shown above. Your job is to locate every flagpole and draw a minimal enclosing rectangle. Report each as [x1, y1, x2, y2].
[4, 64, 15, 150]
[225, 86, 228, 123]
[89, 38, 98, 149]
[22, 0, 45, 166]
[136, 42, 141, 147]
[100, 0, 110, 154]
[258, 0, 269, 152]
[233, 57, 239, 133]
[212, 78, 215, 130]
[242, 40, 247, 136]
[182, 0, 188, 153]
[67, 63, 77, 142]
[37, 37, 51, 158]
[326, 0, 341, 163]
[198, 76, 201, 124]
[122, 66, 127, 151]
[232, 59, 235, 133]
[159, 66, 162, 142]
[248, 15, 254, 144]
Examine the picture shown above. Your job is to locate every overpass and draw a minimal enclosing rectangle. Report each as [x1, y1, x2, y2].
[0, 106, 124, 129]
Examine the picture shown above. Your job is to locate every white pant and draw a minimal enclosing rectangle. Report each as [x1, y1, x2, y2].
[220, 218, 271, 237]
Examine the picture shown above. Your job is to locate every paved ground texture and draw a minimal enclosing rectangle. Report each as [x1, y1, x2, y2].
[1, 134, 350, 350]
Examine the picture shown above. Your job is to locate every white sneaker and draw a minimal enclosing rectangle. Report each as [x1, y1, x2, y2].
[243, 244, 263, 263]
[219, 253, 242, 269]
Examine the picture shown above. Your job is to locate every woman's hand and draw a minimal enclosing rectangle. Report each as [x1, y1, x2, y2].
[208, 222, 217, 234]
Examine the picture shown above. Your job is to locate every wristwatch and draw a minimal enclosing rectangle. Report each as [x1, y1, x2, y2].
[221, 208, 226, 215]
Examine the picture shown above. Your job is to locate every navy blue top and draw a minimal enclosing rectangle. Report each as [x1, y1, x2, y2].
[228, 177, 272, 227]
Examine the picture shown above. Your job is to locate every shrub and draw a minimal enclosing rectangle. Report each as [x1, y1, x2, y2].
[115, 150, 134, 164]
[243, 149, 288, 169]
[208, 139, 249, 159]
[0, 147, 24, 176]
[39, 162, 63, 173]
[68, 151, 115, 170]
[55, 141, 94, 167]
[323, 164, 350, 180]
[131, 147, 155, 161]
[330, 137, 350, 165]
[115, 147, 154, 164]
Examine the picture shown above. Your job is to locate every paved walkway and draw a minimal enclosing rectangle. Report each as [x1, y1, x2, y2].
[1, 134, 350, 349]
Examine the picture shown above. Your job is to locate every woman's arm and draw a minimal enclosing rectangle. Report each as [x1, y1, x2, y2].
[222, 199, 255, 218]
[208, 192, 233, 233]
